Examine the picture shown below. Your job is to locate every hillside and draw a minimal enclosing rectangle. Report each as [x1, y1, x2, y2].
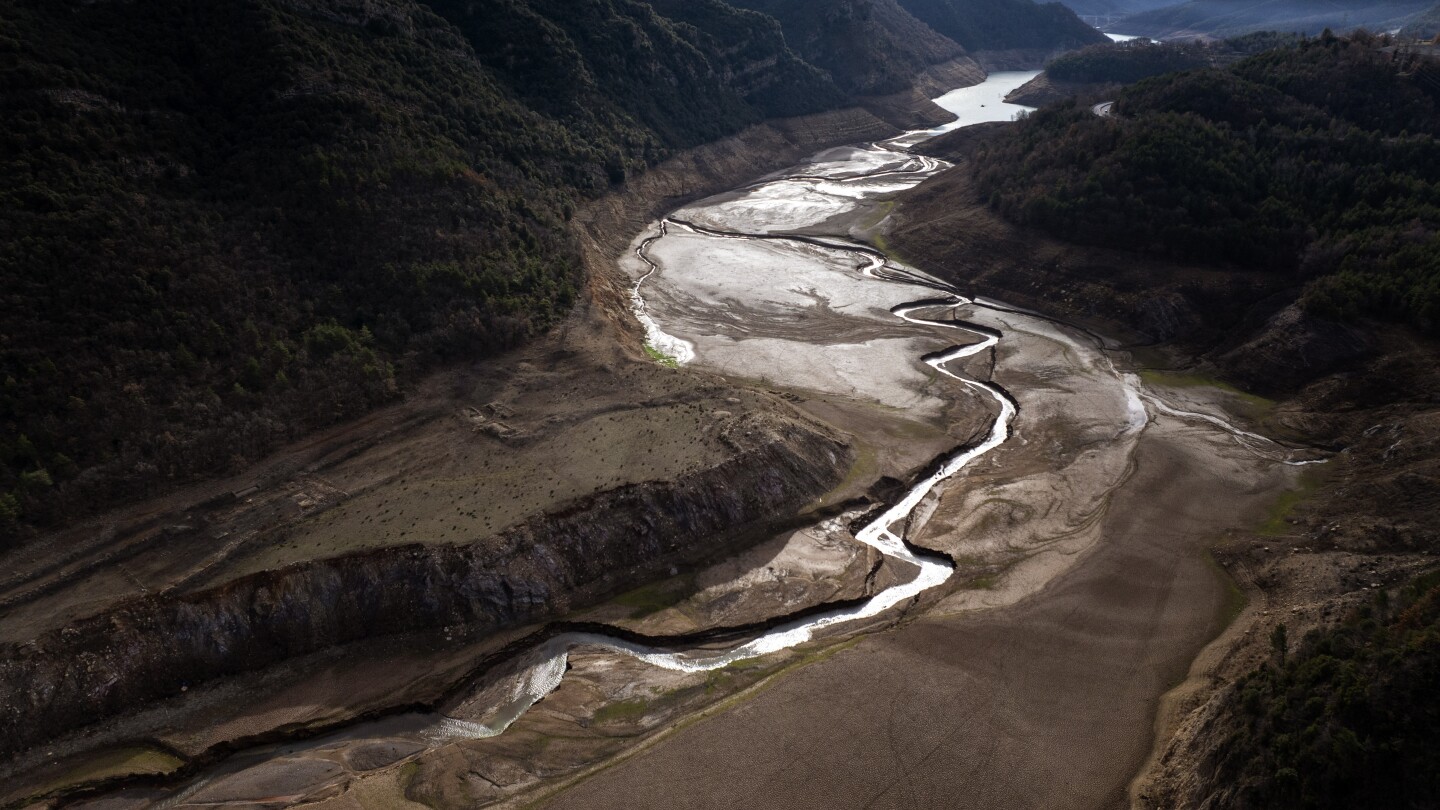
[0, 0, 1015, 547]
[725, 0, 967, 95]
[1112, 0, 1433, 38]
[1044, 37, 1211, 83]
[1004, 33, 1304, 113]
[973, 34, 1440, 338]
[1187, 569, 1440, 808]
[897, 0, 1108, 53]
[1400, 1, 1440, 36]
[888, 33, 1440, 808]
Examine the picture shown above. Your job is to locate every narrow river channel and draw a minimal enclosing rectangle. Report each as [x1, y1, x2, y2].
[442, 69, 1054, 741]
[105, 70, 1317, 810]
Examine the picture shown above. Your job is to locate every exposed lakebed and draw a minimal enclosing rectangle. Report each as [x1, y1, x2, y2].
[66, 71, 1315, 810]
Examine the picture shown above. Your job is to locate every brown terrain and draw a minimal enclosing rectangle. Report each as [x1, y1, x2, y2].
[7, 64, 1435, 810]
[492, 133, 1311, 810]
[238, 102, 1356, 810]
[884, 120, 1440, 808]
[0, 66, 987, 806]
[1003, 71, 1116, 107]
[539, 416, 1284, 810]
[1, 93, 980, 810]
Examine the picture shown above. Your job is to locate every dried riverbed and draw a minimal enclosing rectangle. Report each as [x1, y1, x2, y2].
[57, 71, 1315, 810]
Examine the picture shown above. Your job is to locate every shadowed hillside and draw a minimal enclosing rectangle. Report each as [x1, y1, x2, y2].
[0, 0, 963, 545]
[726, 0, 967, 94]
[973, 33, 1440, 335]
[1112, 0, 1433, 38]
[898, 0, 1107, 52]
[0, 0, 1109, 547]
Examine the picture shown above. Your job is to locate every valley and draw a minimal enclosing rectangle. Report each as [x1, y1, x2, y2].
[5, 5, 1438, 809]
[12, 70, 1316, 810]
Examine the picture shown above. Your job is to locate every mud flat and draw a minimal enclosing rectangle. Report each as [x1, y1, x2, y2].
[6, 73, 1311, 810]
[543, 411, 1296, 810]
[351, 73, 1297, 810]
[536, 222, 1300, 810]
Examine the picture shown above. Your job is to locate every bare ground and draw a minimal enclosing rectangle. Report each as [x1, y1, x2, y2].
[525, 368, 1295, 810]
[1, 91, 983, 806]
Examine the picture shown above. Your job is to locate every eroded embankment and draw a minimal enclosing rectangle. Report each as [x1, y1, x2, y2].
[0, 417, 850, 763]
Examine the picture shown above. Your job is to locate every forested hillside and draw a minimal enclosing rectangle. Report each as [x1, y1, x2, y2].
[0, 0, 1110, 545]
[898, 0, 1106, 52]
[1197, 570, 1440, 808]
[1043, 38, 1209, 84]
[0, 0, 975, 546]
[1111, 0, 1433, 39]
[974, 33, 1440, 335]
[1004, 33, 1300, 103]
[725, 0, 965, 95]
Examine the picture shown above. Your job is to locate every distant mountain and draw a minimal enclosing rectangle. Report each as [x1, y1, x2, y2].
[897, 0, 1109, 51]
[1112, 0, 1433, 38]
[724, 0, 967, 95]
[1400, 0, 1440, 35]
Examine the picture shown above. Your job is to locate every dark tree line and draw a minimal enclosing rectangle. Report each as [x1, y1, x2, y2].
[1207, 569, 1440, 808]
[1042, 32, 1307, 86]
[974, 33, 1440, 336]
[1044, 39, 1209, 84]
[0, 0, 896, 545]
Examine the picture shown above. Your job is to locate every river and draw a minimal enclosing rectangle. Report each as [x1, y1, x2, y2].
[86, 69, 1315, 809]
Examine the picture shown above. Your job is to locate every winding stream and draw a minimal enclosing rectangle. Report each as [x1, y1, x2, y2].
[431, 69, 1319, 743]
[433, 78, 1037, 742]
[113, 70, 1323, 808]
